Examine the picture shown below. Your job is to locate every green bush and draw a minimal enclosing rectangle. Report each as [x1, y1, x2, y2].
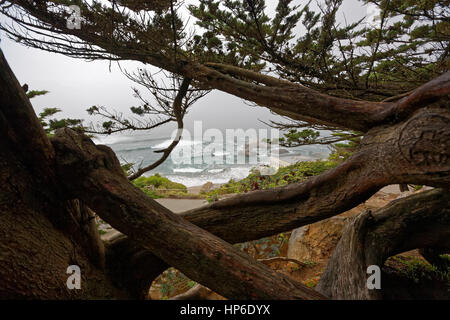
[133, 173, 187, 191]
[132, 173, 187, 199]
[206, 159, 337, 197]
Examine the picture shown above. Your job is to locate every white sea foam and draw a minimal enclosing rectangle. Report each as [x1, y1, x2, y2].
[167, 166, 252, 187]
[92, 134, 133, 145]
[212, 151, 230, 157]
[173, 167, 204, 173]
[152, 139, 203, 150]
[208, 168, 225, 173]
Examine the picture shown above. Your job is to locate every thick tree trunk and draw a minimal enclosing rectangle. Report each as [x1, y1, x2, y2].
[50, 128, 325, 300]
[1, 50, 324, 300]
[0, 15, 448, 297]
[0, 51, 126, 299]
[316, 189, 450, 299]
[98, 106, 450, 296]
[103, 232, 169, 299]
[178, 107, 450, 244]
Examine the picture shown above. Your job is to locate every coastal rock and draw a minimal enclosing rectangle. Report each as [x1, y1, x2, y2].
[287, 216, 350, 263]
[200, 181, 214, 193]
[287, 191, 398, 263]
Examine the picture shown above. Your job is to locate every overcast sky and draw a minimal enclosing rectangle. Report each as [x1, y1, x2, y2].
[0, 0, 371, 138]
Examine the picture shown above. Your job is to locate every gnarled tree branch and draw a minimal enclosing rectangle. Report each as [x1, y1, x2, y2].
[127, 77, 191, 180]
[51, 128, 326, 300]
[179, 107, 450, 244]
[3, 1, 449, 132]
[316, 188, 450, 299]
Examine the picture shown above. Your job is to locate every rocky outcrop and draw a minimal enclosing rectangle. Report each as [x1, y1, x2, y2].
[287, 216, 350, 263]
[200, 181, 214, 193]
[287, 187, 404, 263]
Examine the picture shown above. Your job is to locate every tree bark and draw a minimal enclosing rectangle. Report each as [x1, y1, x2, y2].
[0, 50, 126, 299]
[316, 189, 450, 299]
[6, 1, 450, 132]
[0, 3, 449, 298]
[178, 107, 450, 244]
[0, 49, 326, 300]
[50, 128, 326, 300]
[103, 232, 169, 299]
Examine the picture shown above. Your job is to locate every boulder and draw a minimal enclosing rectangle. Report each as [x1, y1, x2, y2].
[287, 215, 350, 263]
[287, 191, 396, 263]
[200, 181, 214, 193]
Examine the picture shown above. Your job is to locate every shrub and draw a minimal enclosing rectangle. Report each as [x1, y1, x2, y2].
[205, 159, 337, 197]
[133, 174, 187, 191]
[132, 174, 187, 199]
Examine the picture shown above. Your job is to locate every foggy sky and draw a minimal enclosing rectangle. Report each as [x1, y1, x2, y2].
[0, 0, 370, 138]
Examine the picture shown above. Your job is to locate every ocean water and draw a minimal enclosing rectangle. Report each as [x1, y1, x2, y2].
[93, 132, 330, 187]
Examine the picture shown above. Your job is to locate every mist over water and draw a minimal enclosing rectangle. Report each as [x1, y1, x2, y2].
[94, 131, 331, 187]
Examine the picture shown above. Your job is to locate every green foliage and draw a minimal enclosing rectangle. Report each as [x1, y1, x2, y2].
[328, 134, 362, 163]
[188, 0, 448, 100]
[140, 188, 163, 199]
[133, 173, 187, 199]
[206, 159, 338, 261]
[153, 267, 193, 300]
[187, 0, 447, 150]
[234, 232, 288, 260]
[133, 173, 187, 190]
[26, 90, 49, 99]
[39, 107, 60, 118]
[102, 121, 114, 130]
[386, 255, 450, 284]
[206, 192, 219, 203]
[206, 159, 337, 200]
[27, 88, 86, 136]
[304, 277, 320, 288]
[86, 105, 99, 115]
[46, 118, 84, 134]
[121, 163, 134, 175]
[303, 260, 318, 267]
[279, 129, 320, 147]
